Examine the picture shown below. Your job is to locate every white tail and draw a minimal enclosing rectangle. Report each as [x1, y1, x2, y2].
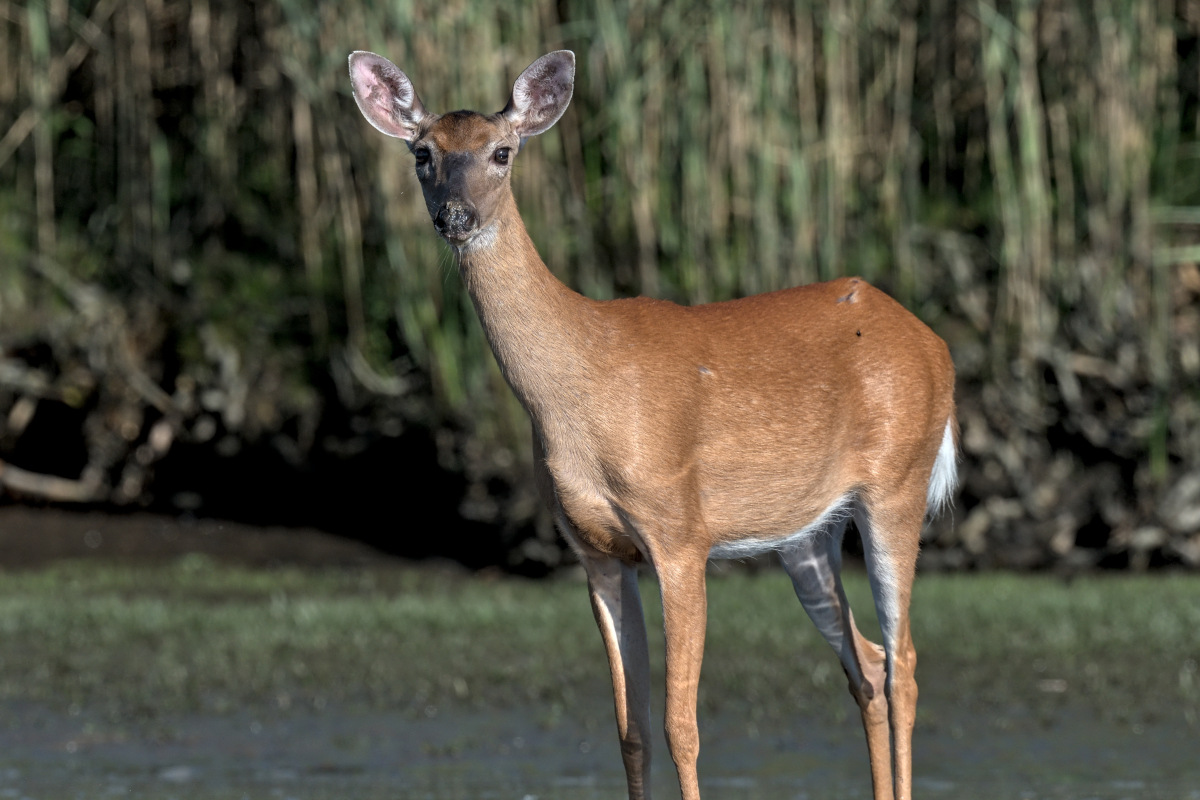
[350, 49, 957, 800]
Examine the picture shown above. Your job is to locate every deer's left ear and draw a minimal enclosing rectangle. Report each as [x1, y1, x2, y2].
[501, 51, 575, 139]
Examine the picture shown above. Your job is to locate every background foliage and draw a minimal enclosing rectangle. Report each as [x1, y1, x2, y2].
[1, 0, 1198, 570]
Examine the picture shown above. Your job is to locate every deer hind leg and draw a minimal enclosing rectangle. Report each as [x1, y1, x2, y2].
[854, 498, 923, 800]
[580, 552, 653, 800]
[779, 521, 893, 800]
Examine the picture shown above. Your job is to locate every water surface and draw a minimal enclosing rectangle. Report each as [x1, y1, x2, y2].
[2, 696, 1196, 799]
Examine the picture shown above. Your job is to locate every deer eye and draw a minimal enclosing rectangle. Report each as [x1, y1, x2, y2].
[493, 147, 511, 165]
[412, 147, 431, 165]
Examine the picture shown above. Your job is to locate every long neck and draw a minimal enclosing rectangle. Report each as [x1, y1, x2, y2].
[455, 190, 595, 420]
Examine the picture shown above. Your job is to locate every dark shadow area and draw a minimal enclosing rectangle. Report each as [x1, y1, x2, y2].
[144, 425, 536, 573]
[1, 398, 91, 481]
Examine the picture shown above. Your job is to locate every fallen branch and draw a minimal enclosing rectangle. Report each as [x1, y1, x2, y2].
[0, 458, 105, 503]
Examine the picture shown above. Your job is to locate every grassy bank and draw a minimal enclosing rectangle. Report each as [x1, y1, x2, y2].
[1, 558, 1196, 729]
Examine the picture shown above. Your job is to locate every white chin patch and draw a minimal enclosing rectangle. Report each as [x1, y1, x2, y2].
[455, 222, 498, 253]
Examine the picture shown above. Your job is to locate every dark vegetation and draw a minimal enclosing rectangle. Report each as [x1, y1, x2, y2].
[1, 0, 1198, 572]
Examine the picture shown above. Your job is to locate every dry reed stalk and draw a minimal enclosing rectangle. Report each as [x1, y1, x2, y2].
[1014, 3, 1051, 352]
[886, 16, 918, 301]
[28, 1, 55, 258]
[291, 94, 329, 351]
[979, 1, 1022, 360]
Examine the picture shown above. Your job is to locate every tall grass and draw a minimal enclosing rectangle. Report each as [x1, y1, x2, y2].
[0, 0, 1197, 562]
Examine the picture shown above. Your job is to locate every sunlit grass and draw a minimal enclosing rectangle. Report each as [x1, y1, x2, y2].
[0, 559, 1196, 729]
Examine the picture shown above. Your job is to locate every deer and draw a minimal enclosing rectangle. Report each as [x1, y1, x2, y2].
[348, 49, 957, 800]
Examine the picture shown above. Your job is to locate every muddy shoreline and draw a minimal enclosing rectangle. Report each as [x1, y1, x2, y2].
[0, 504, 397, 569]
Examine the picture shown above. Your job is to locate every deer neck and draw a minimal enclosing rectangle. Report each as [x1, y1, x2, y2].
[453, 191, 594, 421]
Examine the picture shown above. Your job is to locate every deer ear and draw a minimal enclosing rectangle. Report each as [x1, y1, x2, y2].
[348, 51, 427, 140]
[501, 51, 575, 139]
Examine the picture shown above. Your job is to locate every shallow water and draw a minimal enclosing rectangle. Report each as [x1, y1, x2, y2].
[2, 697, 1197, 799]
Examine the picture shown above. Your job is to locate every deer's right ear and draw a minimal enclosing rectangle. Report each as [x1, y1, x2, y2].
[348, 51, 426, 141]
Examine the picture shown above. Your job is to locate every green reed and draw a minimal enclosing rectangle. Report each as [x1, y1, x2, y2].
[0, 0, 1195, 507]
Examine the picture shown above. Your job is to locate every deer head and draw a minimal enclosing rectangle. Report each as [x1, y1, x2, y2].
[348, 50, 575, 247]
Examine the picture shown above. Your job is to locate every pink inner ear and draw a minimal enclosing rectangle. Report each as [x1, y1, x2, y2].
[353, 59, 391, 108]
[504, 51, 574, 138]
[352, 61, 377, 94]
[350, 53, 421, 140]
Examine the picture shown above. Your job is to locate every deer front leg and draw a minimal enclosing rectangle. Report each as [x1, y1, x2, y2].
[582, 553, 653, 800]
[656, 557, 709, 800]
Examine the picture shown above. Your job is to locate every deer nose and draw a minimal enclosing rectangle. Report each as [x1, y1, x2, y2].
[433, 201, 478, 239]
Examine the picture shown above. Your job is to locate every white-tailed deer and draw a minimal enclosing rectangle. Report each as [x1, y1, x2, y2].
[349, 49, 957, 800]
